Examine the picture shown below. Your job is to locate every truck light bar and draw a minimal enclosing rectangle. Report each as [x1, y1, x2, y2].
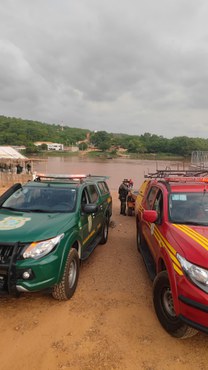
[36, 173, 87, 179]
[35, 173, 87, 182]
[34, 173, 109, 182]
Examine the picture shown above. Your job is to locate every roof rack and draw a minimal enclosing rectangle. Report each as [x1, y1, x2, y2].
[34, 173, 109, 183]
[145, 169, 208, 179]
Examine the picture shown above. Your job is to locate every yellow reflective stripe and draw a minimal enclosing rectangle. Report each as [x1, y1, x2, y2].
[174, 264, 183, 275]
[146, 223, 182, 275]
[154, 226, 182, 271]
[171, 254, 181, 268]
[138, 205, 144, 212]
[181, 225, 208, 248]
[154, 227, 176, 257]
[83, 229, 96, 245]
[173, 224, 208, 252]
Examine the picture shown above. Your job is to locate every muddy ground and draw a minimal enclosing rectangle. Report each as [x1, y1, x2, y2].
[0, 191, 208, 370]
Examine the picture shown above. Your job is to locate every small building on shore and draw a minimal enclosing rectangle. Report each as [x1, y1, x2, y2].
[34, 141, 64, 151]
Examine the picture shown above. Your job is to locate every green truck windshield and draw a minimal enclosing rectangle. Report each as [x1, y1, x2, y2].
[2, 186, 77, 213]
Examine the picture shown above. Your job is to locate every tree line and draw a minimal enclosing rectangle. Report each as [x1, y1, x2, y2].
[0, 115, 207, 157]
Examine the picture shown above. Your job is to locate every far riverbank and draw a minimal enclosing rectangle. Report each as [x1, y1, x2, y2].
[34, 149, 186, 162]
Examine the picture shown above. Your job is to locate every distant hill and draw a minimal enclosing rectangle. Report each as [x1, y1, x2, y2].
[0, 115, 208, 157]
[0, 115, 89, 146]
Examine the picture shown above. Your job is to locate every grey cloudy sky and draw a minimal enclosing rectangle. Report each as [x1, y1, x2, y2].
[1, 0, 208, 138]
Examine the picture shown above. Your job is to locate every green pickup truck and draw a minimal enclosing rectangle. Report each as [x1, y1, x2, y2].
[0, 173, 112, 300]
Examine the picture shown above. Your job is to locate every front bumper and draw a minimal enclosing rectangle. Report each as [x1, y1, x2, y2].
[0, 241, 62, 296]
[179, 295, 208, 334]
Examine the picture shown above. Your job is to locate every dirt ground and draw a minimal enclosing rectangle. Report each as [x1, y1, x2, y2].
[0, 190, 208, 370]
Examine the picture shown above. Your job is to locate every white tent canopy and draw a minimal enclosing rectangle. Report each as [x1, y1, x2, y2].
[0, 146, 32, 174]
[0, 146, 27, 160]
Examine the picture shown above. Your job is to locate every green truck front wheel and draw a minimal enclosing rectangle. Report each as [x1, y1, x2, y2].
[52, 248, 80, 300]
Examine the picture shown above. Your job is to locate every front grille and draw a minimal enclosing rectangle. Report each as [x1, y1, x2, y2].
[0, 276, 5, 289]
[0, 243, 23, 264]
[0, 242, 24, 295]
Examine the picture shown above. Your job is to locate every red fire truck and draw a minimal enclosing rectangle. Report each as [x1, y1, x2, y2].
[135, 170, 208, 338]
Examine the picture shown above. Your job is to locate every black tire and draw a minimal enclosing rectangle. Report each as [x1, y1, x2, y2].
[153, 271, 198, 338]
[127, 207, 133, 216]
[136, 220, 142, 253]
[100, 216, 109, 244]
[52, 248, 79, 301]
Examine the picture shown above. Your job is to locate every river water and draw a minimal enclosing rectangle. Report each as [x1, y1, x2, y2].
[32, 156, 188, 190]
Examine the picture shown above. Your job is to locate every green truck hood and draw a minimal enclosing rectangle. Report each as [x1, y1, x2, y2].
[0, 209, 76, 242]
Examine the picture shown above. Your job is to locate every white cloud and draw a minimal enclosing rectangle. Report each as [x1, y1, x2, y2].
[0, 0, 208, 137]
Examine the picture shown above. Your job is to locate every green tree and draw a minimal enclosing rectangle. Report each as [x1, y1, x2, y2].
[25, 144, 40, 154]
[169, 137, 196, 156]
[40, 143, 48, 150]
[127, 139, 146, 153]
[90, 131, 111, 151]
[78, 142, 88, 151]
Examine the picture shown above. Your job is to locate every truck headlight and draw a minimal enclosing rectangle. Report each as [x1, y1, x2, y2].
[177, 253, 208, 293]
[23, 234, 64, 260]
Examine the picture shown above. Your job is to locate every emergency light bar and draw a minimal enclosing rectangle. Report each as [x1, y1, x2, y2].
[34, 173, 109, 182]
[36, 173, 86, 179]
[35, 173, 87, 182]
